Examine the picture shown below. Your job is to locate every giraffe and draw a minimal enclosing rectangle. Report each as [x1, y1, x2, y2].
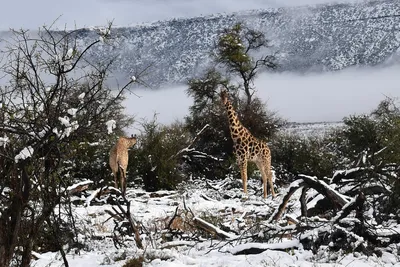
[109, 134, 137, 196]
[220, 89, 276, 199]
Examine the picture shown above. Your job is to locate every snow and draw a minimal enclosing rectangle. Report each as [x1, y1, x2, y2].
[67, 108, 78, 117]
[29, 175, 400, 267]
[0, 135, 9, 147]
[58, 118, 79, 139]
[15, 146, 34, 162]
[67, 180, 94, 191]
[59, 116, 70, 127]
[106, 120, 116, 134]
[228, 239, 301, 254]
[66, 48, 74, 59]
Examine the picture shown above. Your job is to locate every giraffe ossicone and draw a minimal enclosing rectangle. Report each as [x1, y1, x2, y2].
[109, 134, 137, 196]
[220, 88, 276, 199]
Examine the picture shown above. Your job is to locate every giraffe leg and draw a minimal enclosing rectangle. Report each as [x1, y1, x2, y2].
[256, 162, 268, 199]
[113, 171, 118, 189]
[121, 169, 127, 197]
[238, 160, 248, 194]
[266, 168, 276, 198]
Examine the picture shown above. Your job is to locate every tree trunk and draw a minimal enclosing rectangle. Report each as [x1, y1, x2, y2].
[0, 163, 29, 267]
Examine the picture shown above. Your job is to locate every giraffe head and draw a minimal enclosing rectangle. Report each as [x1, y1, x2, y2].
[120, 134, 137, 148]
[219, 88, 229, 105]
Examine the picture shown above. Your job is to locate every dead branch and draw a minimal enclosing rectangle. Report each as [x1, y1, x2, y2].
[299, 175, 349, 208]
[271, 180, 305, 221]
[67, 180, 93, 195]
[115, 197, 143, 249]
[193, 217, 237, 239]
[169, 124, 210, 161]
[167, 206, 180, 231]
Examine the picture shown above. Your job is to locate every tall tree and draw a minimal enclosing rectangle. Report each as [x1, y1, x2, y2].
[215, 23, 277, 106]
[185, 23, 283, 180]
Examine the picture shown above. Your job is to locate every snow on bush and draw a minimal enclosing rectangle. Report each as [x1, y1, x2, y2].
[15, 146, 34, 162]
[0, 135, 9, 147]
[106, 119, 116, 134]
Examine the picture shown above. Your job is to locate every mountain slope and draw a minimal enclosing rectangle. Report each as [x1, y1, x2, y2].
[57, 0, 400, 87]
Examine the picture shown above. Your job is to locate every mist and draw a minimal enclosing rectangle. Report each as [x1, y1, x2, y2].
[124, 64, 400, 134]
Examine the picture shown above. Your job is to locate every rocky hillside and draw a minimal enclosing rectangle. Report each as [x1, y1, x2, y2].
[67, 0, 400, 87]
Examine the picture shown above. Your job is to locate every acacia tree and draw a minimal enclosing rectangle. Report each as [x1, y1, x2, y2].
[185, 23, 284, 179]
[0, 24, 135, 267]
[216, 23, 277, 106]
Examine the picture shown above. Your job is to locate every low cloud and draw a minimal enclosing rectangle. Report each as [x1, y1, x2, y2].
[124, 64, 400, 133]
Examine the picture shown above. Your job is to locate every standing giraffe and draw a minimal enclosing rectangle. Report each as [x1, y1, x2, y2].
[109, 135, 137, 196]
[220, 89, 276, 199]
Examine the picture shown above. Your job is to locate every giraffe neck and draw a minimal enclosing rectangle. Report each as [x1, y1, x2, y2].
[224, 100, 247, 142]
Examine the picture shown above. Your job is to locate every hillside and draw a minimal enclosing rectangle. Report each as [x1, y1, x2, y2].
[65, 0, 400, 87]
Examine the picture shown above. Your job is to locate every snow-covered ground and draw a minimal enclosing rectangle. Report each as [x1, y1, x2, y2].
[32, 177, 400, 267]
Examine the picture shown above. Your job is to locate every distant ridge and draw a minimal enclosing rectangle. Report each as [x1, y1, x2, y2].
[4, 0, 400, 88]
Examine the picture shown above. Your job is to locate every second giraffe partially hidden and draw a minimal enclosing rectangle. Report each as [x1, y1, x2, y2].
[220, 89, 276, 199]
[109, 135, 137, 196]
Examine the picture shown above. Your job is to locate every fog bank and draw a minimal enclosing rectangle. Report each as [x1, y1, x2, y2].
[124, 65, 400, 133]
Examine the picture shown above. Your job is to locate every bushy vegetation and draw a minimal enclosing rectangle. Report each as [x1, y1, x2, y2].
[271, 131, 338, 183]
[130, 117, 189, 191]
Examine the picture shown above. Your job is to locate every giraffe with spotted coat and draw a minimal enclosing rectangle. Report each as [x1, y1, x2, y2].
[220, 89, 275, 199]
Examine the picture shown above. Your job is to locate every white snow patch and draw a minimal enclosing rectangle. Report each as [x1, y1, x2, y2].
[67, 108, 78, 117]
[67, 180, 94, 191]
[15, 146, 34, 162]
[59, 116, 70, 127]
[229, 239, 301, 254]
[106, 120, 116, 134]
[0, 135, 9, 147]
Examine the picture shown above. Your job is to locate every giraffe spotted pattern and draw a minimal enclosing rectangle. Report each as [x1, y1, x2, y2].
[220, 89, 276, 199]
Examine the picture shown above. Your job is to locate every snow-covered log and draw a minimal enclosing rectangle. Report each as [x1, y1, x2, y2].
[271, 174, 351, 222]
[229, 239, 301, 255]
[67, 180, 93, 195]
[193, 217, 237, 239]
[299, 175, 350, 208]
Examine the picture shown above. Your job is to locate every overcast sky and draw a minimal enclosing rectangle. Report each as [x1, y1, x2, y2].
[0, 0, 367, 30]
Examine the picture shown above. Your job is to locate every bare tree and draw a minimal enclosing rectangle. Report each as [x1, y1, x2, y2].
[0, 23, 136, 267]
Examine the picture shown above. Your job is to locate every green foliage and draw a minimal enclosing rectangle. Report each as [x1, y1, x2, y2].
[271, 131, 338, 182]
[217, 23, 253, 73]
[330, 97, 400, 167]
[216, 23, 277, 79]
[130, 117, 188, 191]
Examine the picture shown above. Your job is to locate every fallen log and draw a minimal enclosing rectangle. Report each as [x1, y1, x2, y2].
[271, 175, 351, 222]
[67, 180, 93, 195]
[229, 239, 301, 255]
[193, 217, 237, 239]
